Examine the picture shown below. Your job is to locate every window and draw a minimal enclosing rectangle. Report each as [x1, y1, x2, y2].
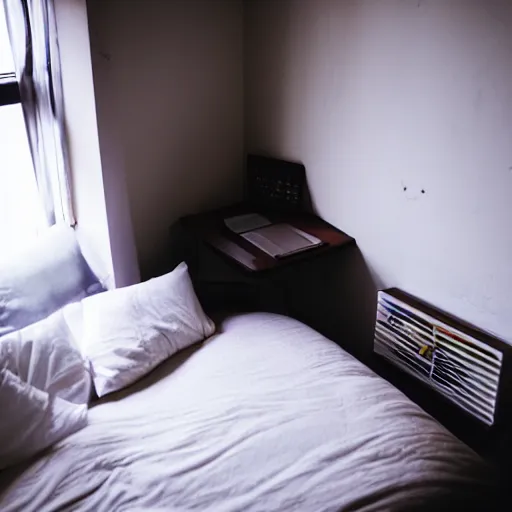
[0, 6, 45, 252]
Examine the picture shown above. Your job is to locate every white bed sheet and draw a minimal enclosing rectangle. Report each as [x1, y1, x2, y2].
[0, 313, 496, 511]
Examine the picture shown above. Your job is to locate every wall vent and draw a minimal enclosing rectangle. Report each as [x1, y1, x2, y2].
[374, 289, 505, 426]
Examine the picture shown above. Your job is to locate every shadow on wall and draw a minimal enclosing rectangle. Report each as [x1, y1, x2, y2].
[244, 0, 378, 357]
[88, 0, 244, 281]
[244, 0, 362, 174]
[278, 245, 378, 362]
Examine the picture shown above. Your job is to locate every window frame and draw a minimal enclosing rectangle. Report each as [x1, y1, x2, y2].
[0, 71, 20, 107]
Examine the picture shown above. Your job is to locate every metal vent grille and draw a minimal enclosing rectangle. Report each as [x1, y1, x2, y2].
[374, 291, 503, 426]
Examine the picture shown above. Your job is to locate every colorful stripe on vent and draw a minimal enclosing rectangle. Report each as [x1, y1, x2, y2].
[374, 291, 502, 426]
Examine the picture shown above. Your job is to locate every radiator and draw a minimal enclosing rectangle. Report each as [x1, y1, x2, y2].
[374, 289, 505, 426]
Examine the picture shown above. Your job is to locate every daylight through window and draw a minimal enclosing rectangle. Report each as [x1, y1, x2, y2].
[0, 6, 45, 253]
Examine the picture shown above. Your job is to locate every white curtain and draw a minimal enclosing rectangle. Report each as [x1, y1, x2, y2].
[3, 0, 74, 226]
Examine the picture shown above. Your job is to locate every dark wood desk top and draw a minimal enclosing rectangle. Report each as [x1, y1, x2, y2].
[181, 204, 355, 273]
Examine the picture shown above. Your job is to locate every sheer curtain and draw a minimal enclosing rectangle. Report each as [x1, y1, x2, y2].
[0, 104, 45, 247]
[0, 3, 44, 249]
[3, 0, 75, 227]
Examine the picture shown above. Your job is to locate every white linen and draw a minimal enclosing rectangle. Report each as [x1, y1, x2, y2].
[80, 262, 215, 397]
[0, 313, 495, 511]
[0, 369, 87, 470]
[0, 309, 91, 404]
[62, 302, 83, 351]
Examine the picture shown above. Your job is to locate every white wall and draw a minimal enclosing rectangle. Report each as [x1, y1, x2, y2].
[246, 0, 512, 343]
[56, 0, 140, 289]
[87, 0, 244, 277]
[55, 0, 114, 288]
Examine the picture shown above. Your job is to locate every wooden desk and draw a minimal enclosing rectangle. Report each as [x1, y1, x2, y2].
[181, 204, 355, 273]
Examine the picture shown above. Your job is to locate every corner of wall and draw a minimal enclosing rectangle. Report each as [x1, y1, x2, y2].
[56, 0, 140, 289]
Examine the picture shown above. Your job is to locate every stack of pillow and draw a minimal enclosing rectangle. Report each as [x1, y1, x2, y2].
[0, 227, 215, 470]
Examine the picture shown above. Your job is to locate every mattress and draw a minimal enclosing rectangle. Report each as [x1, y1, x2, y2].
[0, 313, 497, 511]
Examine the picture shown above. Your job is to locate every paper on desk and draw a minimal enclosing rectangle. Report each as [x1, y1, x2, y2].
[241, 223, 323, 258]
[224, 213, 271, 234]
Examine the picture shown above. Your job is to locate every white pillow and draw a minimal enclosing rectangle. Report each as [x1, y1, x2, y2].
[62, 302, 84, 351]
[0, 309, 92, 404]
[0, 369, 87, 470]
[81, 262, 215, 397]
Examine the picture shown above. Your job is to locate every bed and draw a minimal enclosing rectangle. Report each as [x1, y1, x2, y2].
[0, 311, 498, 511]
